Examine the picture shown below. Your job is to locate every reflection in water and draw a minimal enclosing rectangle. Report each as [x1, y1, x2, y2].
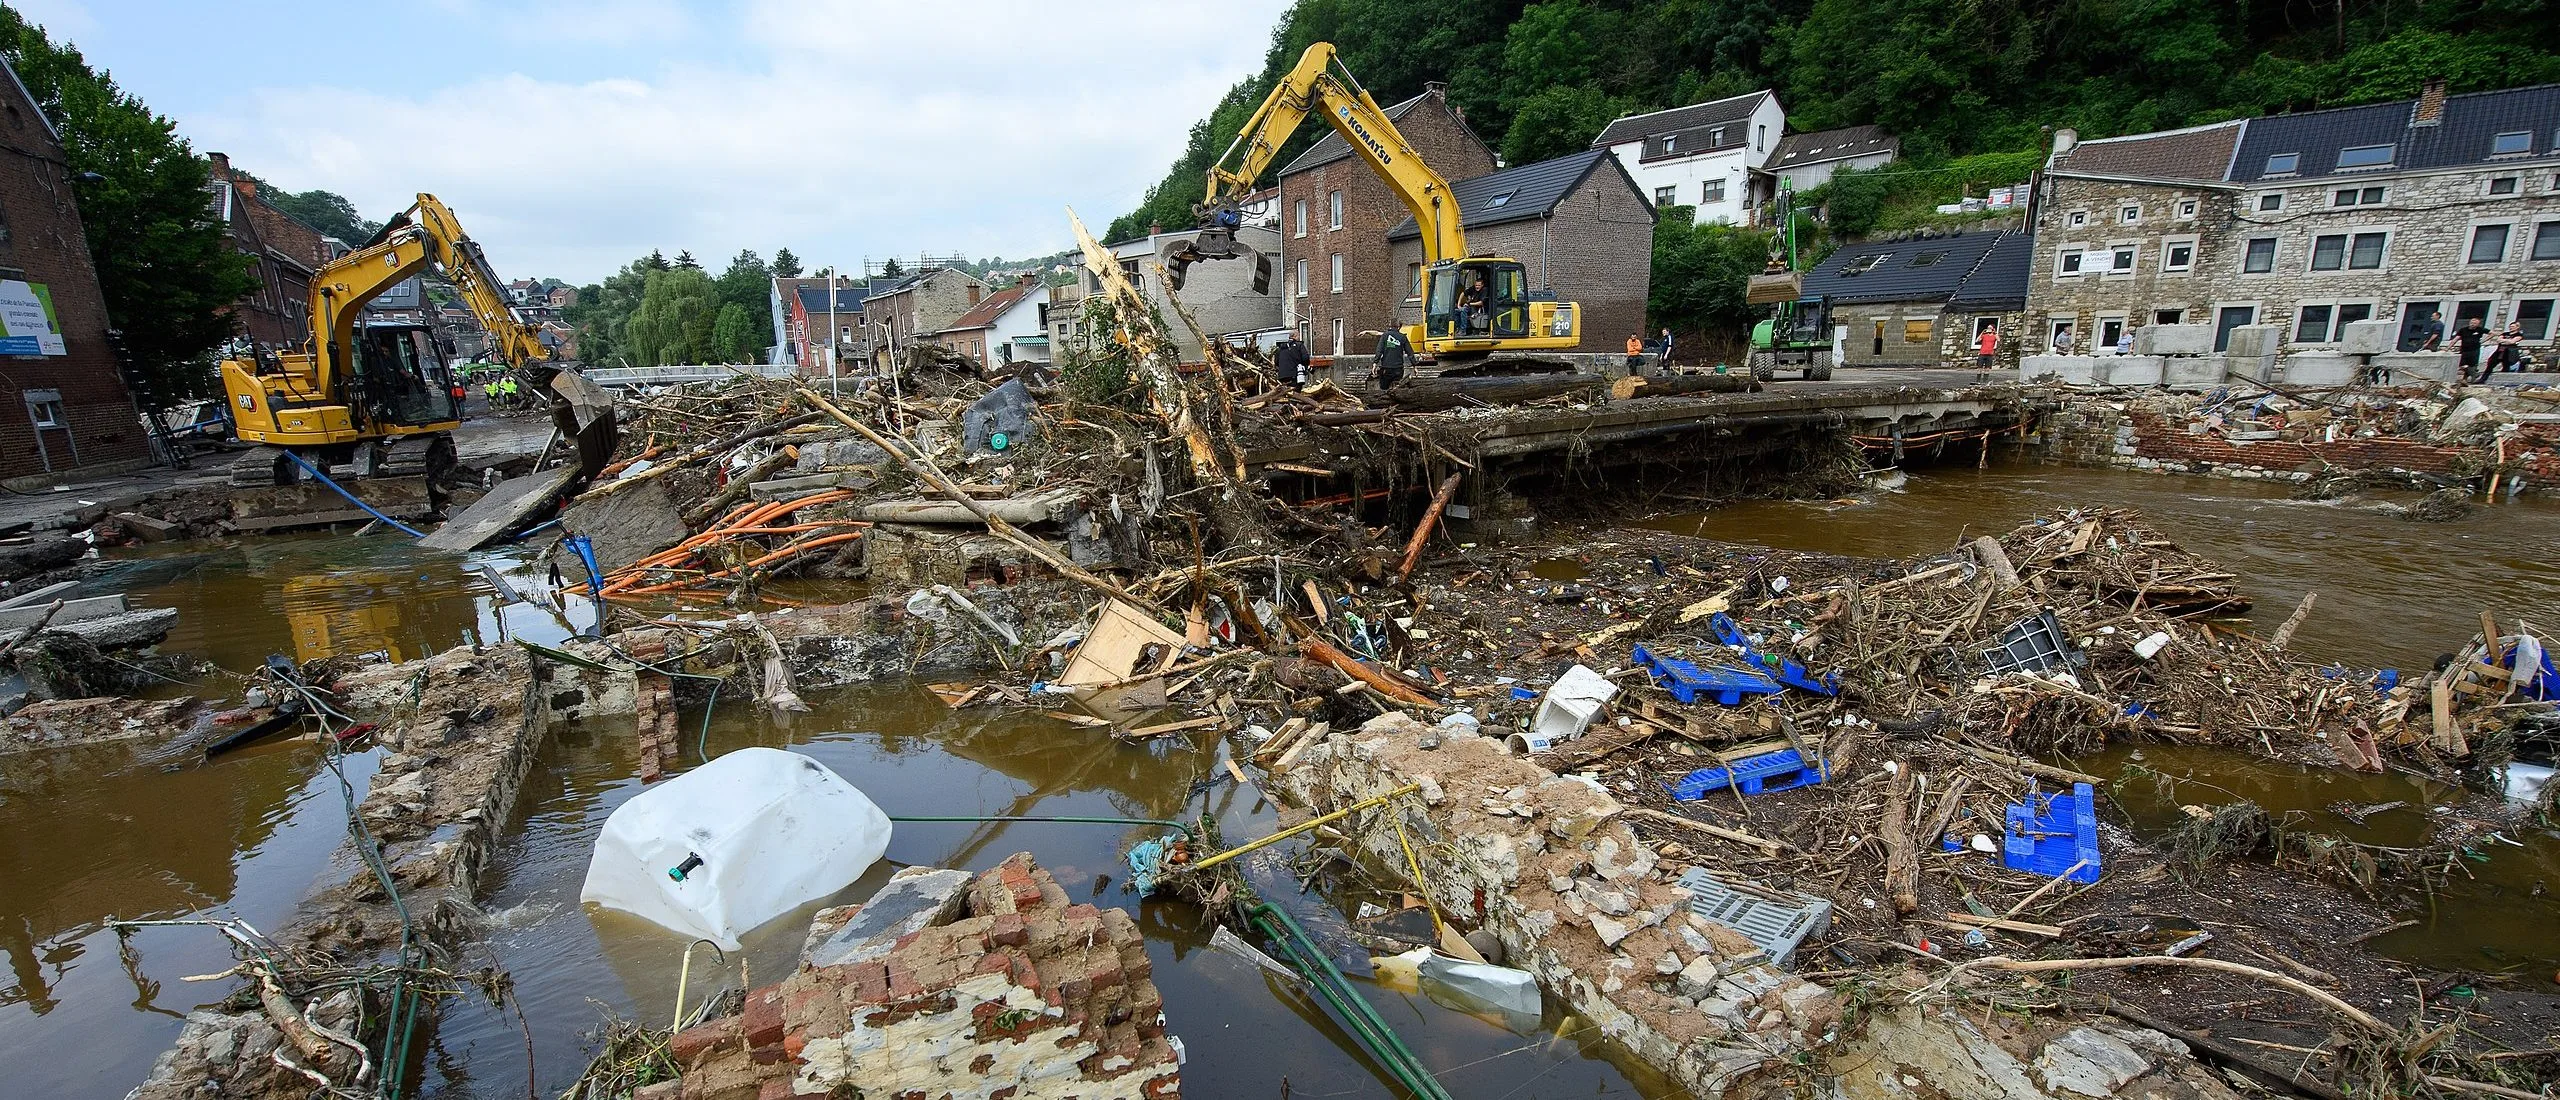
[1641, 460, 2560, 670]
[433, 686, 1687, 1099]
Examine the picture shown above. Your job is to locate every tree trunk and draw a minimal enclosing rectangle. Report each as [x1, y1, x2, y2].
[1379, 373, 1609, 412]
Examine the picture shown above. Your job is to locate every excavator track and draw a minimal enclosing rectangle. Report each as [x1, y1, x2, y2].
[229, 445, 296, 486]
[378, 433, 458, 484]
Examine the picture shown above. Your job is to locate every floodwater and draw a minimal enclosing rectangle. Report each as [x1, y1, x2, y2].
[8, 460, 2560, 1097]
[1639, 459, 2560, 670]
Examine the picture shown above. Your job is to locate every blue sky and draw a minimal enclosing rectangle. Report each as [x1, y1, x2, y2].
[14, 0, 1291, 283]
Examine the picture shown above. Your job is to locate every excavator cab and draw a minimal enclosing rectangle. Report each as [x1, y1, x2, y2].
[1423, 260, 1533, 340]
[353, 323, 460, 428]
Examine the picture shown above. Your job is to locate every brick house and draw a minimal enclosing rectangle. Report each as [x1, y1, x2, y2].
[863, 267, 985, 371]
[922, 276, 1049, 367]
[0, 59, 150, 482]
[783, 279, 870, 376]
[1383, 148, 1655, 352]
[205, 152, 332, 349]
[1802, 227, 2034, 368]
[1593, 90, 1787, 226]
[1278, 86, 1495, 357]
[2031, 81, 2560, 357]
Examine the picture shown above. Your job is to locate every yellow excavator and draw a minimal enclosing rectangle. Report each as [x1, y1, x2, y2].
[221, 194, 556, 487]
[1164, 42, 1580, 357]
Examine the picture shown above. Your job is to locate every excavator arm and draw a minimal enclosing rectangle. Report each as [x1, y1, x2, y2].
[1165, 43, 1465, 289]
[309, 194, 552, 393]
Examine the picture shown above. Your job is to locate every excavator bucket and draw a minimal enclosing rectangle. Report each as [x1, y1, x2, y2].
[1745, 271, 1803, 306]
[1162, 225, 1247, 292]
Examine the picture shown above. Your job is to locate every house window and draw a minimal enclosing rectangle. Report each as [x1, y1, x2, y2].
[2154, 309, 2185, 325]
[2310, 232, 2387, 270]
[1329, 253, 1343, 293]
[2257, 193, 2284, 212]
[2517, 298, 2555, 340]
[26, 396, 62, 428]
[2162, 239, 2196, 272]
[1703, 178, 1725, 203]
[2243, 237, 2277, 273]
[2337, 144, 2394, 169]
[2119, 204, 2140, 224]
[2492, 131, 2533, 156]
[1910, 251, 1946, 267]
[2488, 176, 2519, 196]
[1655, 185, 1677, 207]
[2055, 247, 2084, 277]
[2331, 186, 2386, 207]
[2295, 304, 2332, 343]
[1406, 262, 1422, 299]
[2065, 210, 2087, 228]
[2469, 224, 2511, 264]
[2295, 303, 2370, 343]
[1294, 199, 1306, 238]
[2108, 245, 2137, 272]
[1327, 190, 1342, 230]
[2534, 221, 2560, 261]
[1756, 124, 1767, 151]
[1667, 133, 1682, 153]
[2176, 199, 2198, 219]
[2264, 152, 2299, 174]
[1295, 258, 1308, 297]
[1847, 253, 1891, 274]
[1331, 318, 1345, 356]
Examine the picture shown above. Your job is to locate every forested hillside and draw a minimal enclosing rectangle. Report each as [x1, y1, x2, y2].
[1110, 0, 2559, 245]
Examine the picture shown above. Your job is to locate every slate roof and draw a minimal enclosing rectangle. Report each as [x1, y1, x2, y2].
[1592, 91, 1770, 148]
[2231, 83, 2560, 182]
[794, 285, 868, 313]
[1383, 149, 1641, 241]
[1279, 90, 1483, 178]
[937, 283, 1036, 333]
[1802, 229, 2028, 306]
[2049, 120, 2245, 183]
[1945, 231, 2034, 312]
[1771, 124, 1899, 169]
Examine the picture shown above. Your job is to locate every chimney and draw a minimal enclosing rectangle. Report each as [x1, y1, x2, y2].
[2050, 128, 2078, 156]
[235, 177, 256, 198]
[207, 151, 230, 178]
[2413, 77, 2447, 126]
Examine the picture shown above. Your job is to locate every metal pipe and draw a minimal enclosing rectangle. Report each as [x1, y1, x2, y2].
[1186, 783, 1421, 874]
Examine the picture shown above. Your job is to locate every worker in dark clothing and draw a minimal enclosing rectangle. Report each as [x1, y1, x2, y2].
[1365, 329, 1411, 390]
[1272, 332, 1310, 390]
[2454, 318, 2488, 383]
[2414, 311, 2446, 352]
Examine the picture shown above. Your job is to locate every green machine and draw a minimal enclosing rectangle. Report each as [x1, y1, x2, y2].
[1746, 180, 1833, 382]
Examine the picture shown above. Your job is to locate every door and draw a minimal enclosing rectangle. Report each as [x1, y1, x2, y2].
[2213, 306, 2256, 352]
[1330, 318, 1345, 357]
[1871, 320, 1885, 356]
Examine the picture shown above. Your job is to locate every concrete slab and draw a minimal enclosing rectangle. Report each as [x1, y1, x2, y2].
[2134, 325, 2213, 356]
[54, 607, 178, 649]
[2270, 352, 2358, 387]
[2164, 356, 2225, 390]
[2374, 351, 2460, 384]
[2091, 356, 2163, 387]
[805, 866, 974, 968]
[2340, 319, 2397, 355]
[231, 476, 436, 533]
[2224, 324, 2286, 360]
[2020, 356, 2096, 385]
[555, 475, 687, 574]
[0, 594, 126, 630]
[420, 465, 579, 552]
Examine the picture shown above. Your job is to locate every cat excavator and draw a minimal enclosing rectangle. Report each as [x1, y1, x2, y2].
[1163, 42, 1580, 358]
[221, 194, 573, 487]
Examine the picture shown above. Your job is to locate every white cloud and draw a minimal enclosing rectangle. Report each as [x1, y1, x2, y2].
[181, 0, 1290, 283]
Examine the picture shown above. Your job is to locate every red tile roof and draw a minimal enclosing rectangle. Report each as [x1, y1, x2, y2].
[938, 283, 1036, 332]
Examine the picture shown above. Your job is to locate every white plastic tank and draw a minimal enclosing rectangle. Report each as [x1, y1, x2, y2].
[581, 747, 892, 948]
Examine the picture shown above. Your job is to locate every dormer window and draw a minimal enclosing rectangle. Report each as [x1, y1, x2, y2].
[1844, 254, 1889, 275]
[2264, 152, 2299, 175]
[2337, 144, 2395, 169]
[1910, 252, 1946, 267]
[1709, 127, 1724, 146]
[1664, 134, 1678, 153]
[1486, 190, 1517, 208]
[2492, 131, 2533, 156]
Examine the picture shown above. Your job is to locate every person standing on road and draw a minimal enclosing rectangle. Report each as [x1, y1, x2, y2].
[1975, 324, 1999, 370]
[1366, 328, 1411, 390]
[2454, 317, 2488, 382]
[1625, 333, 1646, 376]
[1272, 331, 1310, 390]
[1659, 327, 1675, 363]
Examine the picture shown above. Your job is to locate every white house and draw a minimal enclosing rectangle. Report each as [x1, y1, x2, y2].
[1593, 90, 1788, 225]
[928, 277, 1053, 368]
[1767, 123, 1901, 194]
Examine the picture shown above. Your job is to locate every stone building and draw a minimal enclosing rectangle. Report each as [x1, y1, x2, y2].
[1278, 86, 1496, 358]
[2031, 80, 2560, 358]
[1801, 226, 2033, 369]
[1383, 148, 1656, 352]
[0, 59, 149, 483]
[863, 267, 986, 371]
[205, 152, 333, 349]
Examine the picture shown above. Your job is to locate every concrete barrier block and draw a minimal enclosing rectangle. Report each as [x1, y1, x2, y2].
[2135, 324, 2214, 356]
[2092, 356, 2164, 387]
[2339, 319, 2397, 356]
[2225, 354, 2280, 383]
[2223, 325, 2287, 360]
[2164, 356, 2225, 390]
[2372, 351, 2460, 384]
[2270, 352, 2358, 387]
[2020, 355, 2096, 385]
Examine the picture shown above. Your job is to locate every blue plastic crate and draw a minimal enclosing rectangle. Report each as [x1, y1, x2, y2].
[1667, 748, 1829, 801]
[1939, 782, 2103, 884]
[1633, 643, 1781, 704]
[1700, 614, 1841, 697]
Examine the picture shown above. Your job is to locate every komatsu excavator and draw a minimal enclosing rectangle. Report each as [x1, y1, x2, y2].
[221, 194, 560, 487]
[1164, 42, 1580, 357]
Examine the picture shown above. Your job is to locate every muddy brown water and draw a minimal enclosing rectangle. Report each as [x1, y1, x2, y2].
[7, 463, 2558, 1097]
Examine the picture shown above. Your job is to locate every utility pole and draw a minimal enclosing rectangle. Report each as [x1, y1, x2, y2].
[826, 272, 840, 397]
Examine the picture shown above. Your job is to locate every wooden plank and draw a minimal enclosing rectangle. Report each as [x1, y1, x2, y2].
[1623, 806, 1792, 853]
[419, 465, 579, 551]
[1125, 716, 1220, 739]
[1942, 912, 2064, 937]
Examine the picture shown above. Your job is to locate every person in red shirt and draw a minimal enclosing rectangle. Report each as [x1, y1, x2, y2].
[1976, 325, 1999, 369]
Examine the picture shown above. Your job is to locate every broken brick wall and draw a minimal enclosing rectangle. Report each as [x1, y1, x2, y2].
[663, 854, 1178, 1100]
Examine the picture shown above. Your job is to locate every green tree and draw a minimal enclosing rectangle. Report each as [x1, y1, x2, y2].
[710, 302, 756, 364]
[1647, 211, 1768, 346]
[878, 258, 902, 277]
[673, 249, 700, 270]
[623, 267, 717, 366]
[1501, 84, 1628, 165]
[0, 8, 257, 406]
[771, 247, 803, 278]
[266, 187, 377, 244]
